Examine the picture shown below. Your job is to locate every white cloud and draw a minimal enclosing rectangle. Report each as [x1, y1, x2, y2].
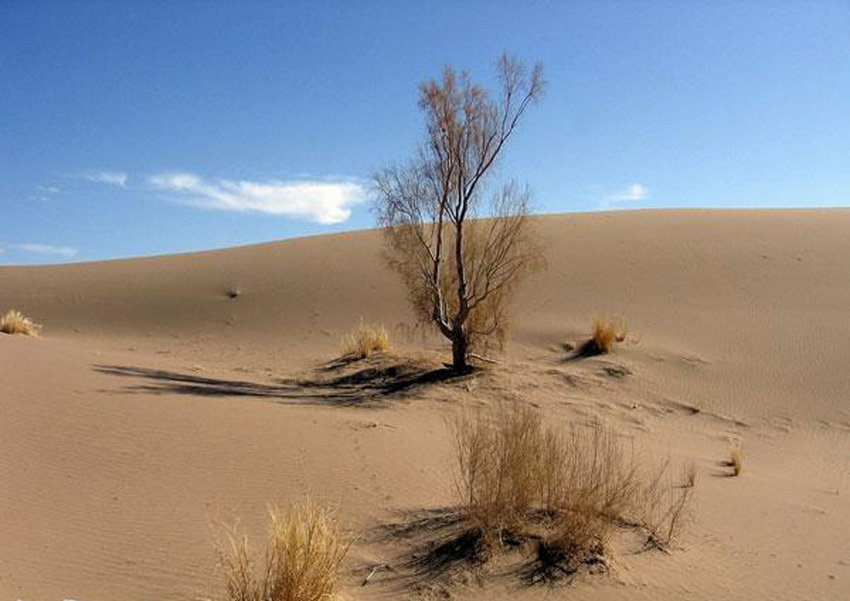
[86, 171, 128, 187]
[149, 172, 366, 224]
[33, 185, 61, 201]
[611, 183, 650, 202]
[598, 183, 650, 210]
[10, 243, 78, 257]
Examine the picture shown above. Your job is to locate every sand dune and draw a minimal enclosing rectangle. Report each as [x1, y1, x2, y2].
[2, 209, 849, 600]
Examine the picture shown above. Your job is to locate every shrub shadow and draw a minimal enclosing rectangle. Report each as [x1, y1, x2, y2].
[563, 339, 605, 362]
[513, 537, 607, 586]
[368, 507, 611, 594]
[366, 508, 487, 590]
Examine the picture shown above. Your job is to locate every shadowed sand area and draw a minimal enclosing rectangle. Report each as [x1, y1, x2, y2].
[2, 209, 850, 600]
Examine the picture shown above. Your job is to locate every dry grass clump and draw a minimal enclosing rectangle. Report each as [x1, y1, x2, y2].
[450, 402, 694, 571]
[451, 401, 545, 543]
[729, 447, 744, 477]
[214, 500, 351, 601]
[0, 310, 41, 337]
[588, 317, 628, 354]
[342, 319, 389, 359]
[451, 404, 638, 559]
[534, 425, 643, 572]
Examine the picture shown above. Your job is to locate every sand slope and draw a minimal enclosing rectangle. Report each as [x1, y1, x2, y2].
[2, 209, 849, 600]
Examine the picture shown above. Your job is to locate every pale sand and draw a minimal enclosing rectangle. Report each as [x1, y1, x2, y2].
[1, 209, 849, 600]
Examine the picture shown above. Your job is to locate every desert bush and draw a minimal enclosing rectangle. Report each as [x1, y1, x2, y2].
[538, 423, 641, 559]
[341, 319, 389, 359]
[451, 402, 542, 543]
[214, 500, 351, 601]
[451, 403, 641, 558]
[0, 310, 41, 337]
[588, 317, 628, 354]
[451, 402, 694, 566]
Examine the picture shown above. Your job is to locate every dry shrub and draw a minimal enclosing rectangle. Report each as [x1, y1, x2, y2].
[341, 319, 389, 359]
[451, 402, 695, 567]
[0, 310, 41, 337]
[214, 500, 351, 601]
[538, 424, 643, 563]
[589, 317, 628, 354]
[451, 401, 543, 543]
[730, 447, 744, 477]
[450, 403, 639, 559]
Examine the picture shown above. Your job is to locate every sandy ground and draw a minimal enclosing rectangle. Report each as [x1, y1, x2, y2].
[2, 209, 849, 600]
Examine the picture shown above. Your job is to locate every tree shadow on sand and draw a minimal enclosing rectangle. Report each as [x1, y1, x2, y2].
[93, 355, 474, 407]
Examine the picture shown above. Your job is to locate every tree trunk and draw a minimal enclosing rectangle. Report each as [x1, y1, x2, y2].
[451, 329, 469, 372]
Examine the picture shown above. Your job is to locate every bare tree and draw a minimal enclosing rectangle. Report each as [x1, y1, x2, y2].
[374, 54, 545, 371]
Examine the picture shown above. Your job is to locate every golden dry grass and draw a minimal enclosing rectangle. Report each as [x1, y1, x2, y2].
[450, 403, 641, 555]
[0, 310, 41, 337]
[590, 317, 628, 354]
[450, 402, 694, 562]
[537, 424, 642, 561]
[451, 401, 543, 542]
[341, 319, 389, 359]
[213, 500, 351, 601]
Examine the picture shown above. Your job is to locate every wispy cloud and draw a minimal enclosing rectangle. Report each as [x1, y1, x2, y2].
[9, 243, 78, 257]
[85, 170, 128, 187]
[598, 183, 650, 210]
[149, 172, 366, 224]
[33, 185, 61, 201]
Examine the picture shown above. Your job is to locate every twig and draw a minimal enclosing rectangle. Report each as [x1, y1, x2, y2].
[469, 352, 499, 364]
[361, 563, 388, 586]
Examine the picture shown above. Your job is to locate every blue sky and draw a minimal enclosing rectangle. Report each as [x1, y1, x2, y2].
[2, 1, 849, 264]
